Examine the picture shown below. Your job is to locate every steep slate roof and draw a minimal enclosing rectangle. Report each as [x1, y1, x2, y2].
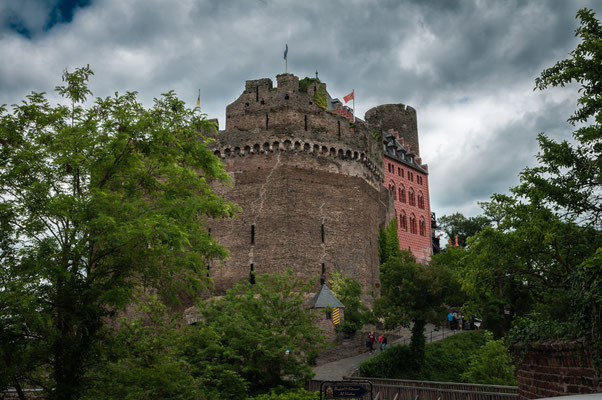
[309, 284, 345, 309]
[382, 131, 428, 174]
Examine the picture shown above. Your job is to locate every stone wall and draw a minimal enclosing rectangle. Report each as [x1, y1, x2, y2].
[514, 341, 601, 399]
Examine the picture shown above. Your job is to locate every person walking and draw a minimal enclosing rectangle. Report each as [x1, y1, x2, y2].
[382, 335, 387, 351]
[368, 332, 376, 354]
[378, 334, 384, 352]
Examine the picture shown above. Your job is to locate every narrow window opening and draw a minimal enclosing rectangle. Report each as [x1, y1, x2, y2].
[251, 224, 255, 244]
[265, 114, 269, 130]
[321, 224, 325, 243]
[255, 86, 259, 102]
[322, 263, 325, 274]
[304, 115, 308, 131]
[250, 264, 255, 284]
[337, 121, 341, 137]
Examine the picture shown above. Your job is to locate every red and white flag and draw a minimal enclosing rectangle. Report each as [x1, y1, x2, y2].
[343, 90, 354, 103]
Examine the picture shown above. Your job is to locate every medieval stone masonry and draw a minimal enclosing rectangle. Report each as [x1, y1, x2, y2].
[208, 73, 433, 298]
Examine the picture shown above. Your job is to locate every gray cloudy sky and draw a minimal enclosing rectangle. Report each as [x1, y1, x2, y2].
[1, 0, 600, 219]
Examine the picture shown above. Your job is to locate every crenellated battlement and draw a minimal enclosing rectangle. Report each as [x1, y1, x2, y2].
[212, 133, 384, 188]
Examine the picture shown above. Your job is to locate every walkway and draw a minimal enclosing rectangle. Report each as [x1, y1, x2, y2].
[312, 324, 462, 381]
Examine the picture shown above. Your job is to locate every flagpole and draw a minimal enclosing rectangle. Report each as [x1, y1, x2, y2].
[352, 89, 355, 123]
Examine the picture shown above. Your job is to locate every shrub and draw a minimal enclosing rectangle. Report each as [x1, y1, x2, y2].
[461, 338, 516, 385]
[250, 389, 319, 400]
[359, 344, 413, 378]
[360, 331, 490, 381]
[420, 330, 490, 382]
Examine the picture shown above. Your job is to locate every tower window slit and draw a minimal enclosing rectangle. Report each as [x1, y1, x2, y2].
[322, 263, 325, 274]
[304, 115, 308, 131]
[321, 224, 325, 243]
[251, 224, 255, 244]
[266, 114, 269, 130]
[337, 121, 341, 137]
[256, 86, 259, 101]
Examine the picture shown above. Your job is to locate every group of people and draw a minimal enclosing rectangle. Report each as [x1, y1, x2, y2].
[366, 331, 387, 354]
[447, 311, 463, 330]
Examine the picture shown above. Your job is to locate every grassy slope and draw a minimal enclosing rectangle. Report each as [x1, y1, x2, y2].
[360, 330, 489, 381]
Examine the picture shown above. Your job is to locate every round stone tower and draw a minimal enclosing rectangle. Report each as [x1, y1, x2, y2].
[208, 74, 393, 300]
[365, 104, 420, 155]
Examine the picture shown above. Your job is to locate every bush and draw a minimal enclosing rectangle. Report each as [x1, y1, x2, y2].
[360, 331, 490, 381]
[420, 330, 490, 382]
[461, 337, 516, 385]
[250, 389, 319, 400]
[359, 344, 413, 378]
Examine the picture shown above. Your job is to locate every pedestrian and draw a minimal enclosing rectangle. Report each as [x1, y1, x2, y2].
[453, 311, 459, 330]
[368, 331, 375, 354]
[447, 311, 453, 330]
[378, 334, 384, 352]
[382, 335, 387, 351]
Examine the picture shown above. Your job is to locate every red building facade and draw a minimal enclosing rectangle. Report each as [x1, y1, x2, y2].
[382, 130, 432, 262]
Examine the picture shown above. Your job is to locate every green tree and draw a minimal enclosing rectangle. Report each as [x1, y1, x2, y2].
[83, 295, 248, 400]
[437, 212, 490, 248]
[329, 272, 374, 334]
[194, 270, 326, 395]
[440, 9, 602, 344]
[378, 219, 401, 264]
[522, 8, 602, 224]
[0, 67, 236, 400]
[509, 7, 602, 355]
[430, 247, 468, 308]
[374, 251, 446, 371]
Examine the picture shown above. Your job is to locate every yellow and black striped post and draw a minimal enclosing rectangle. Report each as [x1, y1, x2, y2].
[332, 308, 341, 325]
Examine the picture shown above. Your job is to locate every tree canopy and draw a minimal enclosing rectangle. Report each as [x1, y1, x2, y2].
[0, 67, 237, 400]
[195, 270, 325, 395]
[437, 213, 490, 248]
[433, 9, 602, 345]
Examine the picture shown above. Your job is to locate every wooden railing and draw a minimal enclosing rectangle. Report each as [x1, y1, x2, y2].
[308, 377, 518, 400]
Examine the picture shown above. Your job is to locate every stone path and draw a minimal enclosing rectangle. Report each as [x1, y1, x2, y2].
[312, 324, 462, 381]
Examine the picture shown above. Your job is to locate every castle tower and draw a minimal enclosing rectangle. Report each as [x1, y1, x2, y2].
[208, 74, 393, 300]
[365, 104, 420, 155]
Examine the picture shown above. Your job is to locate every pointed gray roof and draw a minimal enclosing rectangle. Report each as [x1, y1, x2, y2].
[309, 284, 345, 309]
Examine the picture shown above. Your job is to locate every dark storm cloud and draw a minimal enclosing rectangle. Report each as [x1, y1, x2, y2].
[1, 0, 91, 38]
[0, 0, 600, 217]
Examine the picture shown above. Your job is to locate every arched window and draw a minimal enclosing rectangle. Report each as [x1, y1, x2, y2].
[400, 185, 406, 203]
[409, 189, 416, 206]
[418, 191, 424, 209]
[419, 217, 426, 236]
[410, 214, 417, 234]
[400, 211, 407, 231]
[389, 181, 396, 201]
